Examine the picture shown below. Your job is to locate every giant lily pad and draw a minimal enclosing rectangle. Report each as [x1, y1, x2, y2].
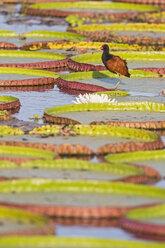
[0, 95, 20, 110]
[59, 71, 165, 96]
[20, 40, 155, 52]
[0, 158, 154, 183]
[0, 145, 56, 164]
[120, 204, 165, 241]
[0, 236, 164, 248]
[71, 51, 165, 63]
[0, 42, 17, 50]
[72, 23, 165, 33]
[28, 2, 161, 12]
[43, 102, 165, 130]
[0, 31, 19, 38]
[106, 150, 165, 178]
[22, 31, 86, 42]
[0, 68, 60, 87]
[0, 51, 67, 69]
[29, 125, 163, 154]
[0, 179, 165, 218]
[0, 206, 54, 236]
[0, 67, 60, 78]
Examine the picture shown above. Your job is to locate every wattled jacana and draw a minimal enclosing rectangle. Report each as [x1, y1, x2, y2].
[100, 44, 130, 90]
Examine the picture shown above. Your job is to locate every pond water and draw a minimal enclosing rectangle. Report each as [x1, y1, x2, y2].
[0, 2, 165, 244]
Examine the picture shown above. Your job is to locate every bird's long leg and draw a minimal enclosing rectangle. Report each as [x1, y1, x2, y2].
[113, 75, 121, 90]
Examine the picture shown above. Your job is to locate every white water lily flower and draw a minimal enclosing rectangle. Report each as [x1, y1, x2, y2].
[72, 93, 117, 104]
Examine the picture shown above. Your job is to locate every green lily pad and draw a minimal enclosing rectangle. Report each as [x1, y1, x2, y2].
[0, 31, 19, 38]
[30, 2, 161, 12]
[72, 23, 165, 33]
[106, 150, 165, 177]
[120, 204, 165, 240]
[0, 145, 55, 160]
[23, 31, 86, 42]
[0, 179, 165, 207]
[0, 67, 60, 79]
[71, 51, 165, 63]
[0, 50, 66, 64]
[0, 159, 143, 181]
[43, 102, 165, 127]
[0, 236, 163, 248]
[0, 206, 52, 236]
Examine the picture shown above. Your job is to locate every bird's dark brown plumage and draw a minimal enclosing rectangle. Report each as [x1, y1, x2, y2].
[100, 44, 130, 89]
[101, 44, 130, 77]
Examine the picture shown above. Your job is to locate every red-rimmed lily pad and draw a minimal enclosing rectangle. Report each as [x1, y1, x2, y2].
[0, 145, 56, 164]
[29, 124, 164, 155]
[43, 101, 165, 131]
[20, 40, 154, 52]
[0, 51, 67, 69]
[0, 139, 94, 157]
[58, 71, 164, 96]
[0, 67, 60, 88]
[0, 236, 164, 248]
[0, 205, 54, 236]
[24, 2, 161, 19]
[120, 203, 165, 241]
[0, 42, 17, 50]
[0, 158, 160, 184]
[0, 96, 20, 111]
[105, 150, 165, 178]
[75, 30, 165, 47]
[0, 179, 165, 218]
[112, 0, 165, 8]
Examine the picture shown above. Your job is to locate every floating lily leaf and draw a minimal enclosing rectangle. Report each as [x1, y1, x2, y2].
[29, 2, 161, 12]
[0, 179, 165, 215]
[72, 23, 165, 33]
[0, 206, 53, 236]
[0, 237, 163, 248]
[106, 150, 165, 163]
[0, 159, 145, 182]
[121, 204, 165, 241]
[71, 51, 165, 63]
[23, 31, 86, 41]
[0, 67, 60, 79]
[0, 31, 19, 38]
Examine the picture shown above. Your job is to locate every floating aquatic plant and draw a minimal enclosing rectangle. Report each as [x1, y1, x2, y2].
[0, 126, 24, 136]
[21, 41, 150, 52]
[44, 101, 165, 116]
[28, 2, 161, 12]
[71, 51, 165, 63]
[0, 145, 56, 160]
[106, 150, 165, 163]
[1, 179, 165, 197]
[0, 67, 60, 79]
[0, 206, 53, 236]
[23, 30, 86, 41]
[120, 204, 165, 241]
[72, 23, 165, 33]
[0, 50, 67, 60]
[21, 159, 143, 177]
[0, 30, 19, 38]
[30, 124, 159, 142]
[0, 237, 163, 248]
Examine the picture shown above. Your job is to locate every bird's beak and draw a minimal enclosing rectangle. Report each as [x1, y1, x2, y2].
[100, 45, 103, 50]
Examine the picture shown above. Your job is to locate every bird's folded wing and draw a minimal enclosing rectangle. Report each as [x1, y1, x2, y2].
[106, 55, 130, 77]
